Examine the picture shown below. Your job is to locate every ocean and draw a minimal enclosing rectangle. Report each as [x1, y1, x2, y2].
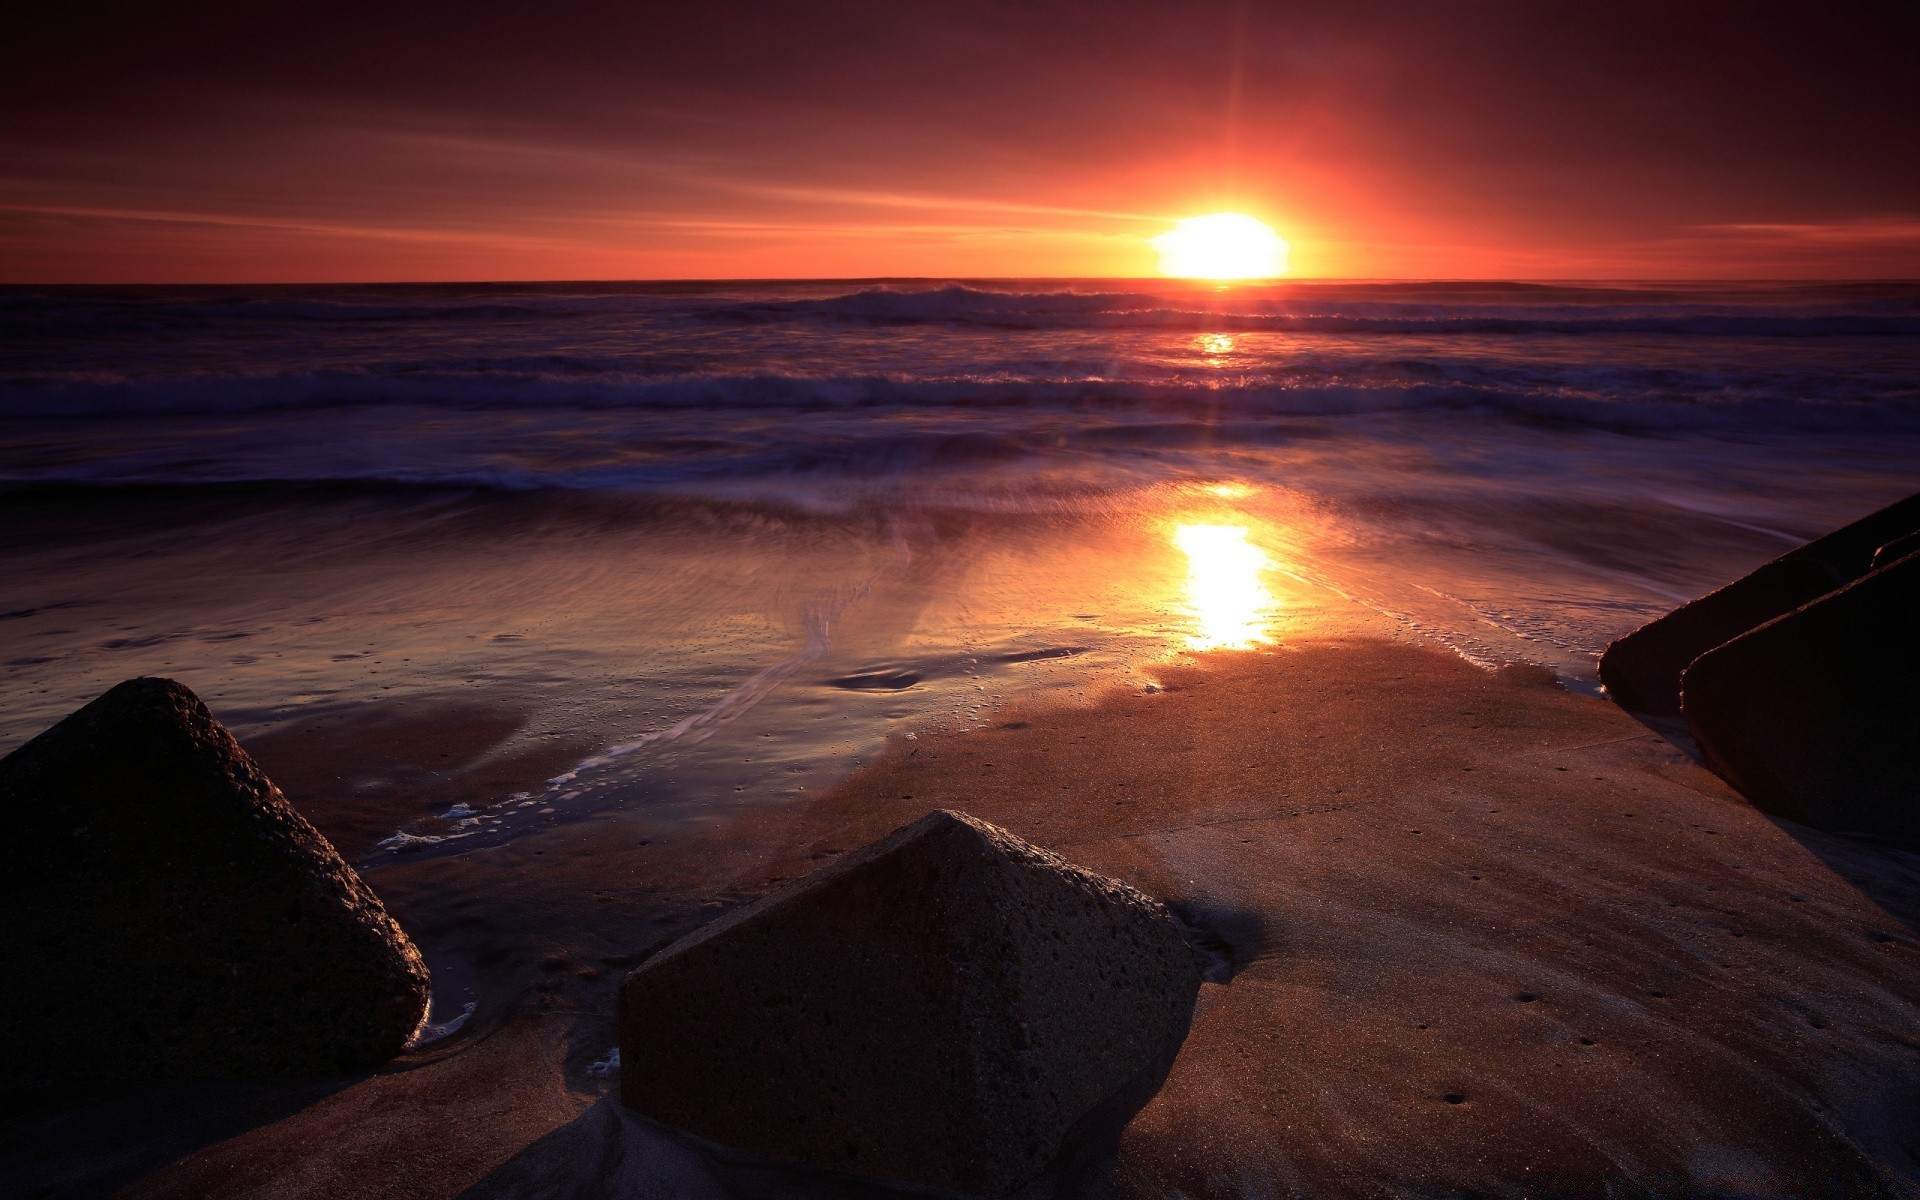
[3, 278, 1917, 855]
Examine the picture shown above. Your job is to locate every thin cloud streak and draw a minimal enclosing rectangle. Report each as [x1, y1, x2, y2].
[1694, 219, 1920, 245]
[3, 1, 1916, 280]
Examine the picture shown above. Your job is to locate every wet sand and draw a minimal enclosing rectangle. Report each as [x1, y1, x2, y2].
[13, 638, 1920, 1198]
[242, 700, 598, 861]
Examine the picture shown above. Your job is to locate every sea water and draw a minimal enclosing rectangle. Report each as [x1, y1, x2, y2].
[3, 279, 1915, 849]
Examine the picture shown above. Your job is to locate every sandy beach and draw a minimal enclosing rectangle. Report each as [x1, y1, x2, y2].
[11, 624, 1920, 1196]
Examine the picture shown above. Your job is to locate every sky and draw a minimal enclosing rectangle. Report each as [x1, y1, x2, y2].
[3, 0, 1917, 282]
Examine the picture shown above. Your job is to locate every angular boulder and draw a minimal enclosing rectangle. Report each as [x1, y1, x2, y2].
[618, 809, 1200, 1197]
[1682, 549, 1920, 837]
[1873, 529, 1920, 571]
[1599, 490, 1920, 716]
[0, 678, 430, 1085]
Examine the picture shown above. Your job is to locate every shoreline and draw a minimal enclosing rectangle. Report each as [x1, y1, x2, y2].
[10, 638, 1920, 1196]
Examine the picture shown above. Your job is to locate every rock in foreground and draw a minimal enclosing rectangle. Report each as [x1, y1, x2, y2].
[1599, 490, 1920, 716]
[0, 678, 429, 1085]
[618, 809, 1200, 1197]
[1683, 549, 1920, 837]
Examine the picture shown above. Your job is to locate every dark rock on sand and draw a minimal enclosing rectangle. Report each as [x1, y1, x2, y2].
[0, 677, 429, 1086]
[1682, 548, 1920, 836]
[618, 808, 1200, 1197]
[1600, 489, 1920, 716]
[1873, 528, 1920, 570]
[1599, 557, 1840, 717]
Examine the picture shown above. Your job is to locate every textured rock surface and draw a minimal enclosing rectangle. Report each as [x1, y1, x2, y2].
[618, 808, 1200, 1197]
[1600, 490, 1920, 716]
[0, 677, 429, 1085]
[1682, 549, 1920, 836]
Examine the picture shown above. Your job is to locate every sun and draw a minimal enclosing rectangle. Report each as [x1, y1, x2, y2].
[1151, 213, 1289, 280]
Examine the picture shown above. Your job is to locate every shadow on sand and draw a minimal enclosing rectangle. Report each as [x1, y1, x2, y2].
[455, 996, 1201, 1200]
[1622, 706, 1920, 937]
[0, 1075, 360, 1200]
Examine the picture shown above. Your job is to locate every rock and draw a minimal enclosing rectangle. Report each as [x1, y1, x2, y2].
[0, 678, 429, 1086]
[1681, 548, 1920, 836]
[1873, 529, 1920, 571]
[618, 809, 1200, 1197]
[1599, 558, 1840, 716]
[1600, 490, 1920, 716]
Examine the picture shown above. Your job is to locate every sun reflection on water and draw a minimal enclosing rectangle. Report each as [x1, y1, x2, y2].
[1173, 523, 1277, 651]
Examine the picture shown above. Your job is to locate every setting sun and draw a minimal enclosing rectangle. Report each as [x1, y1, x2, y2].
[1152, 213, 1289, 280]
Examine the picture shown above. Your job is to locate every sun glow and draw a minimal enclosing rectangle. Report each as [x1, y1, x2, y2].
[1152, 213, 1288, 280]
[1173, 523, 1277, 651]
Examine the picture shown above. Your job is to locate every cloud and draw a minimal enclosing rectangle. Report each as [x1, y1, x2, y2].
[1693, 219, 1920, 246]
[4, 2, 1918, 279]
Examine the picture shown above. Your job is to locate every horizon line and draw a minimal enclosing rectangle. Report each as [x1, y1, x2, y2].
[6, 274, 1920, 288]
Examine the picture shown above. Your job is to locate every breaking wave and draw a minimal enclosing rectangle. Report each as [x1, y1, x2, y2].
[2, 367, 1914, 433]
[3, 277, 1916, 497]
[713, 284, 1920, 336]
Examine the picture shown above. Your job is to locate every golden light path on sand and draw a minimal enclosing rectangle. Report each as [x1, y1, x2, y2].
[1173, 520, 1278, 651]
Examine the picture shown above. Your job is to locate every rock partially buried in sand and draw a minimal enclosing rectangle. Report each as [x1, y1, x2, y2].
[618, 809, 1201, 1197]
[0, 678, 429, 1085]
[1682, 549, 1920, 838]
[1599, 490, 1920, 717]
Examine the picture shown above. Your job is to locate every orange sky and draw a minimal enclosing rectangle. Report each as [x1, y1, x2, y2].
[3, 2, 1917, 283]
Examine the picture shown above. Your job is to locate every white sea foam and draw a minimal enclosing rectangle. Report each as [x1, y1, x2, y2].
[407, 1000, 476, 1049]
[587, 1047, 620, 1077]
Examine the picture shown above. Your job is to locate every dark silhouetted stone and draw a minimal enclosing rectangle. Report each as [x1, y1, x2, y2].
[1600, 491, 1920, 716]
[1682, 550, 1920, 836]
[618, 809, 1200, 1197]
[1873, 529, 1920, 571]
[0, 678, 429, 1086]
[1600, 558, 1840, 716]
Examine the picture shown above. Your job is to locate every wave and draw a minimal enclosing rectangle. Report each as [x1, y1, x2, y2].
[7, 281, 1919, 338]
[0, 370, 1912, 430]
[4, 280, 1916, 500]
[714, 285, 1920, 336]
[0, 366, 1912, 460]
[2, 360, 1914, 428]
